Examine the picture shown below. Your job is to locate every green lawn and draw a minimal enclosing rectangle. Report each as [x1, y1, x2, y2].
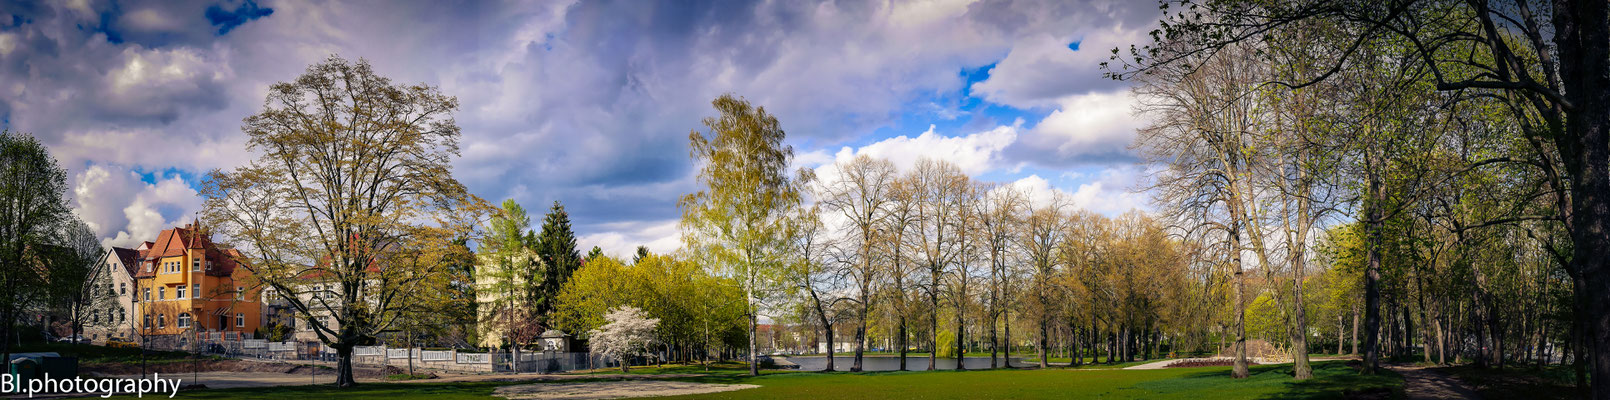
[1440, 364, 1583, 399]
[120, 360, 1398, 399]
[661, 361, 1400, 400]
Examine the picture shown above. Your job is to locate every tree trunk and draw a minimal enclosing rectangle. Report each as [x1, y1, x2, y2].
[821, 322, 836, 372]
[898, 317, 908, 371]
[1070, 319, 1083, 366]
[748, 271, 759, 377]
[929, 268, 939, 371]
[853, 307, 866, 372]
[990, 310, 999, 369]
[1231, 220, 1250, 379]
[1362, 162, 1384, 374]
[1003, 309, 1011, 368]
[1038, 314, 1049, 368]
[955, 310, 966, 370]
[335, 344, 356, 387]
[1290, 225, 1311, 379]
[1351, 305, 1359, 355]
[1337, 315, 1345, 355]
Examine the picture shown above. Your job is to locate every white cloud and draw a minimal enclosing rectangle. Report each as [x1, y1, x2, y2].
[71, 164, 203, 249]
[577, 219, 682, 260]
[1005, 166, 1148, 216]
[834, 124, 1018, 175]
[970, 27, 1148, 108]
[1029, 90, 1143, 157]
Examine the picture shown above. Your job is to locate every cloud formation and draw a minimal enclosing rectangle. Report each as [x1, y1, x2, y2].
[1, 0, 1160, 252]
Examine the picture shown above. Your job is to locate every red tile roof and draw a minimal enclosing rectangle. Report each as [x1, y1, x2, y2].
[132, 224, 246, 278]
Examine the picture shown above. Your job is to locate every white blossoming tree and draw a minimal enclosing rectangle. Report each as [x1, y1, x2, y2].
[588, 306, 659, 373]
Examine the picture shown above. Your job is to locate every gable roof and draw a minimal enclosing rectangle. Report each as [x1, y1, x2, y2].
[110, 247, 140, 277]
[133, 224, 246, 279]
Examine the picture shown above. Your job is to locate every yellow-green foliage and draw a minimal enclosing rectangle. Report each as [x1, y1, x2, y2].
[553, 254, 749, 350]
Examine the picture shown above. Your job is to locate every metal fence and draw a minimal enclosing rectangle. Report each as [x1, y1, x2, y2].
[138, 334, 634, 374]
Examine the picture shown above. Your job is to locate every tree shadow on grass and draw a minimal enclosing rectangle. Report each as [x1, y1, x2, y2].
[1127, 361, 1402, 400]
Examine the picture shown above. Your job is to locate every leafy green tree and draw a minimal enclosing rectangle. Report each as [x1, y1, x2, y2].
[633, 246, 650, 264]
[533, 201, 580, 325]
[0, 130, 70, 364]
[680, 93, 805, 376]
[479, 199, 542, 367]
[1114, 1, 1610, 393]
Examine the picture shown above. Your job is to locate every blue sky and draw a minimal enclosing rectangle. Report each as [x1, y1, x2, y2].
[0, 0, 1160, 257]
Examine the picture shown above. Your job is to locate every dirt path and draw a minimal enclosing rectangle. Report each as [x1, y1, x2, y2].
[1387, 365, 1481, 400]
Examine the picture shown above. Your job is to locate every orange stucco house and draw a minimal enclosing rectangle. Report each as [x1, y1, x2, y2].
[131, 223, 261, 341]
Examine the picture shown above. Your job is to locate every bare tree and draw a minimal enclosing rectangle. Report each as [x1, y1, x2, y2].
[787, 205, 846, 371]
[1019, 193, 1068, 368]
[46, 219, 112, 344]
[1132, 42, 1269, 379]
[978, 184, 1025, 368]
[907, 159, 968, 370]
[816, 155, 896, 371]
[201, 55, 478, 387]
[879, 174, 921, 370]
[946, 182, 984, 370]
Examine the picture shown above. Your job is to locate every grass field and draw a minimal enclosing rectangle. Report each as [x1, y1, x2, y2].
[659, 361, 1400, 400]
[1441, 364, 1582, 399]
[116, 360, 1399, 399]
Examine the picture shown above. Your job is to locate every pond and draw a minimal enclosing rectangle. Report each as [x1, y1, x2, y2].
[781, 355, 1026, 372]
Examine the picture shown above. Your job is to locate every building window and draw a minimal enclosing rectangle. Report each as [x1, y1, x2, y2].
[120, 282, 126, 295]
[143, 288, 150, 301]
[144, 315, 151, 327]
[176, 285, 186, 299]
[192, 259, 201, 271]
[192, 284, 200, 299]
[177, 313, 191, 328]
[158, 287, 166, 300]
[157, 314, 166, 328]
[235, 313, 244, 328]
[236, 287, 244, 300]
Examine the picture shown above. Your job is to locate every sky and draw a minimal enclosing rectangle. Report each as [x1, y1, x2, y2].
[0, 0, 1160, 258]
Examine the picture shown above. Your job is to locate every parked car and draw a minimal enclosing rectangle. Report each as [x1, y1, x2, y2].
[107, 340, 139, 349]
[52, 335, 85, 343]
